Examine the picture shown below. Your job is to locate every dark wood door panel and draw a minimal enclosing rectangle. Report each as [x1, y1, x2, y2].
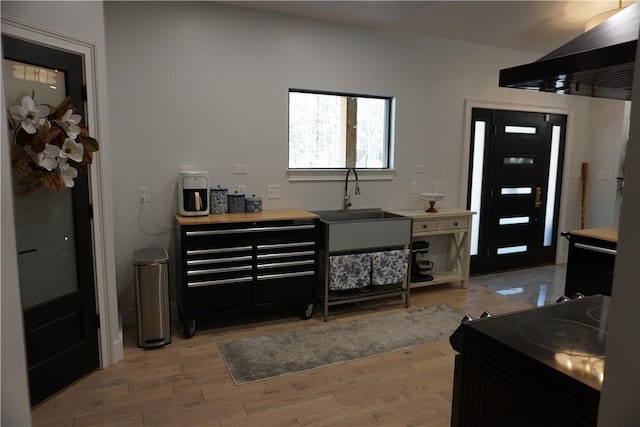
[3, 35, 99, 406]
[475, 109, 566, 273]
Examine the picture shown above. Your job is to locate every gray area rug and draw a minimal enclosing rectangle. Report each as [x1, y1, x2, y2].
[218, 304, 463, 384]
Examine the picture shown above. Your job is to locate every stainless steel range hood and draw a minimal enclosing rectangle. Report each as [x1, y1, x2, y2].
[499, 2, 639, 100]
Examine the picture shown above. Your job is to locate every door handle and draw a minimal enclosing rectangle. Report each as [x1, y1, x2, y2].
[535, 187, 542, 208]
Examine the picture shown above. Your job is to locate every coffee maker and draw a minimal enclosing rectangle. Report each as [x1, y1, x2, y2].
[178, 171, 209, 216]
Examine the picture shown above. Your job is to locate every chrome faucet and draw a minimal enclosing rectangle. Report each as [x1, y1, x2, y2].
[343, 168, 360, 211]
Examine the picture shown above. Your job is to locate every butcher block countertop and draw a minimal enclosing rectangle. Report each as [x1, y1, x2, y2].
[569, 227, 618, 243]
[175, 209, 319, 225]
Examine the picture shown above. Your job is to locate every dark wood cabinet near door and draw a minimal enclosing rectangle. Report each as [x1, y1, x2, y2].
[564, 227, 617, 297]
[175, 210, 319, 337]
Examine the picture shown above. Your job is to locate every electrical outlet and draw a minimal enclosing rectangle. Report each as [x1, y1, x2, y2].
[236, 185, 247, 194]
[267, 185, 281, 199]
[409, 181, 417, 194]
[138, 187, 149, 203]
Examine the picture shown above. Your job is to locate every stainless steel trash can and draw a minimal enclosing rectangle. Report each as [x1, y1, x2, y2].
[134, 248, 171, 348]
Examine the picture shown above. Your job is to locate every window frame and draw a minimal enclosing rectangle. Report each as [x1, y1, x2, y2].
[287, 88, 395, 174]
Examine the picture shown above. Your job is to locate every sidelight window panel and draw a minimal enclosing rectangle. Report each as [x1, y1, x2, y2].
[544, 125, 562, 246]
[469, 120, 486, 256]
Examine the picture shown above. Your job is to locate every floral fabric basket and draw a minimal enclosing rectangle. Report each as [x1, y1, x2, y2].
[371, 249, 410, 286]
[329, 253, 372, 290]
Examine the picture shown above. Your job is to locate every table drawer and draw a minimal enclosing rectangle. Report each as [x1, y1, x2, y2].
[441, 217, 469, 230]
[413, 219, 439, 233]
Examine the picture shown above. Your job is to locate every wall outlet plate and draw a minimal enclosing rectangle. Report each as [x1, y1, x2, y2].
[267, 185, 281, 199]
[138, 187, 149, 203]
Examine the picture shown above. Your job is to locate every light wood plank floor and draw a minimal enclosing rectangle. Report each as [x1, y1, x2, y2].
[31, 282, 531, 426]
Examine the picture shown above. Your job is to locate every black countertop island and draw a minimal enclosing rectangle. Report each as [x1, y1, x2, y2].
[450, 295, 609, 427]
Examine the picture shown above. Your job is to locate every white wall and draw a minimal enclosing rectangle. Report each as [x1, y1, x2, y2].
[103, 1, 598, 321]
[1, 38, 32, 427]
[583, 98, 630, 228]
[598, 27, 640, 425]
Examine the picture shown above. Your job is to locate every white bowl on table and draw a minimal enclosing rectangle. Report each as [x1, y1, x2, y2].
[420, 192, 445, 213]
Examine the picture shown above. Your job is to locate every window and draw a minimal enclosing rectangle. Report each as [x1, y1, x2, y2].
[288, 89, 393, 169]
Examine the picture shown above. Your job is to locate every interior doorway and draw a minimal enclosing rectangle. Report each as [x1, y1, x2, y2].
[3, 35, 100, 406]
[467, 108, 567, 274]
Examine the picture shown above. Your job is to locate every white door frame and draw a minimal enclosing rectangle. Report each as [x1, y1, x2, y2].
[2, 17, 122, 367]
[460, 98, 575, 265]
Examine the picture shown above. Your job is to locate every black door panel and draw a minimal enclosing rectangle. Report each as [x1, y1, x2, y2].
[3, 35, 99, 406]
[469, 108, 566, 273]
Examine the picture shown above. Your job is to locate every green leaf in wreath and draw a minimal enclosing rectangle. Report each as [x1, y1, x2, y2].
[77, 133, 99, 153]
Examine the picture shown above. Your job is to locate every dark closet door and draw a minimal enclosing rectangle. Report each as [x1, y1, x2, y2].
[3, 35, 100, 406]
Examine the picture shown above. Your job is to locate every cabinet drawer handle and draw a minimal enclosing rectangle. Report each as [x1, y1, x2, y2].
[187, 246, 251, 255]
[186, 224, 315, 236]
[575, 243, 617, 256]
[187, 256, 252, 265]
[257, 241, 315, 250]
[257, 260, 315, 269]
[454, 222, 458, 226]
[188, 276, 253, 287]
[257, 251, 315, 259]
[257, 271, 315, 281]
[422, 224, 427, 228]
[187, 265, 252, 276]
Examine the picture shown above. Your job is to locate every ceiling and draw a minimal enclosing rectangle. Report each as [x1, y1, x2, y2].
[223, 1, 637, 54]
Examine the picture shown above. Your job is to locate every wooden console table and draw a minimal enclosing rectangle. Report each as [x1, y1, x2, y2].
[388, 209, 475, 289]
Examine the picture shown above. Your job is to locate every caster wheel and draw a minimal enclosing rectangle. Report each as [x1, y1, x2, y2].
[182, 319, 196, 338]
[302, 303, 314, 320]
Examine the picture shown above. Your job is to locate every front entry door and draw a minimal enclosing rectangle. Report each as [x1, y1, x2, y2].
[2, 35, 99, 406]
[469, 108, 566, 273]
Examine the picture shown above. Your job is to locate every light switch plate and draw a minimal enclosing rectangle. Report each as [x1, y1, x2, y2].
[232, 164, 248, 174]
[598, 170, 612, 180]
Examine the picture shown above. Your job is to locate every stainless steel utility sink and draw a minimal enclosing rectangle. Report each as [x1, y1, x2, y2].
[313, 209, 411, 252]
[314, 208, 403, 222]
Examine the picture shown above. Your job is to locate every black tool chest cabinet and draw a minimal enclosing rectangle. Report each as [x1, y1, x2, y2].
[564, 227, 617, 298]
[175, 211, 319, 337]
